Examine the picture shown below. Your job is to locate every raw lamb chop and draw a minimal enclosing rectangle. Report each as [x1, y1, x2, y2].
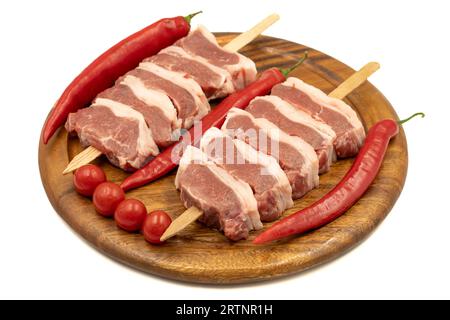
[146, 46, 235, 100]
[136, 62, 210, 128]
[200, 127, 293, 222]
[97, 75, 181, 148]
[174, 25, 257, 90]
[222, 108, 319, 199]
[175, 146, 262, 241]
[65, 98, 159, 171]
[271, 77, 365, 158]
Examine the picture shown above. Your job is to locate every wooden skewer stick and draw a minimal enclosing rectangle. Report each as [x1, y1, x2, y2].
[222, 13, 280, 52]
[160, 61, 381, 241]
[160, 207, 203, 242]
[328, 62, 380, 99]
[63, 147, 102, 174]
[62, 13, 281, 175]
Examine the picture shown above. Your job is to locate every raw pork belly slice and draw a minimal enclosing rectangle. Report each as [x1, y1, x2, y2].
[146, 46, 235, 100]
[65, 98, 159, 171]
[174, 25, 257, 90]
[134, 62, 210, 128]
[272, 77, 365, 158]
[246, 95, 336, 174]
[222, 108, 319, 199]
[175, 146, 262, 241]
[200, 128, 293, 222]
[97, 75, 181, 147]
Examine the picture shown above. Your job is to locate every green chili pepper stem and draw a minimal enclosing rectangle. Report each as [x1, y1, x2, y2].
[398, 112, 425, 125]
[280, 51, 308, 77]
[184, 11, 203, 24]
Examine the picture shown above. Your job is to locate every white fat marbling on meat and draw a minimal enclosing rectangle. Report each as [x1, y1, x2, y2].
[194, 25, 218, 44]
[233, 138, 294, 217]
[119, 75, 181, 130]
[252, 95, 337, 140]
[176, 146, 262, 231]
[175, 144, 210, 189]
[254, 117, 319, 188]
[184, 25, 257, 89]
[249, 95, 336, 172]
[201, 127, 291, 192]
[201, 127, 294, 213]
[222, 108, 320, 196]
[160, 46, 235, 99]
[93, 98, 159, 168]
[208, 163, 261, 230]
[138, 62, 210, 127]
[282, 77, 365, 146]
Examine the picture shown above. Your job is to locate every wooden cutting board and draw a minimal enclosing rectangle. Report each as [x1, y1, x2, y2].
[39, 33, 408, 284]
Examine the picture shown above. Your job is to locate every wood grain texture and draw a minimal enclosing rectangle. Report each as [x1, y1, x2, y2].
[39, 33, 408, 284]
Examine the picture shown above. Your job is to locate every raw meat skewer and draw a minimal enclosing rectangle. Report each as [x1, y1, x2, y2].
[160, 62, 380, 241]
[63, 14, 280, 174]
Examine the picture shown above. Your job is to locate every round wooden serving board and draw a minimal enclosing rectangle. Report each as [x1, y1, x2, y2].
[39, 33, 408, 284]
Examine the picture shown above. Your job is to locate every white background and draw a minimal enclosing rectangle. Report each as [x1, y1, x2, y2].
[1, 0, 449, 299]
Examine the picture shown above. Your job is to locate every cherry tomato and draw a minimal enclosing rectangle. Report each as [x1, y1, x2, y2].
[115, 199, 147, 232]
[73, 164, 106, 197]
[93, 182, 125, 217]
[142, 210, 172, 244]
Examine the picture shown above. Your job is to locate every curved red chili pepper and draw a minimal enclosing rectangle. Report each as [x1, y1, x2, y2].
[42, 12, 201, 144]
[253, 112, 424, 244]
[120, 67, 287, 191]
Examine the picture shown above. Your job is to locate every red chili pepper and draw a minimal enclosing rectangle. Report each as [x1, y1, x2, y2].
[253, 112, 425, 244]
[42, 12, 201, 144]
[120, 54, 308, 191]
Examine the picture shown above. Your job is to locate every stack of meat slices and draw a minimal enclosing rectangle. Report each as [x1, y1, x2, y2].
[271, 78, 365, 158]
[175, 77, 366, 240]
[65, 26, 257, 171]
[175, 145, 263, 241]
